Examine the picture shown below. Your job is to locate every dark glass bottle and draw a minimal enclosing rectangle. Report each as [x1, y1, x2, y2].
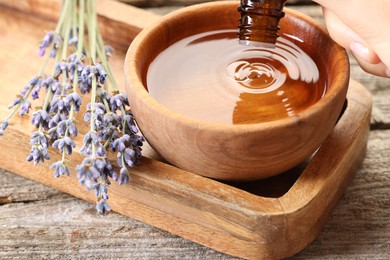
[238, 0, 288, 47]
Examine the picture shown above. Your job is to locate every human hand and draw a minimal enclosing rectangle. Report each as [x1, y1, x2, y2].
[313, 0, 390, 77]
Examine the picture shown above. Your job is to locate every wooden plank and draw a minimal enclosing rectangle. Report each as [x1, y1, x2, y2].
[0, 77, 372, 259]
[2, 87, 386, 260]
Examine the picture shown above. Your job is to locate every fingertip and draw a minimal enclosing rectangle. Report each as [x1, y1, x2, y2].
[386, 69, 390, 78]
[353, 55, 390, 78]
[350, 42, 381, 64]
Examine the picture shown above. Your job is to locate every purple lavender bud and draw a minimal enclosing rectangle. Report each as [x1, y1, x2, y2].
[124, 149, 135, 168]
[110, 93, 129, 111]
[50, 161, 70, 178]
[96, 146, 107, 157]
[131, 135, 144, 147]
[65, 92, 82, 112]
[112, 171, 118, 182]
[119, 167, 130, 185]
[95, 64, 107, 84]
[49, 34, 63, 58]
[31, 110, 50, 128]
[38, 32, 54, 57]
[80, 131, 99, 155]
[84, 111, 91, 122]
[68, 120, 78, 137]
[53, 62, 68, 79]
[51, 81, 62, 93]
[80, 82, 91, 94]
[112, 134, 129, 152]
[0, 121, 9, 136]
[19, 100, 31, 116]
[81, 65, 91, 82]
[7, 98, 22, 109]
[42, 77, 55, 89]
[96, 199, 111, 215]
[20, 76, 39, 96]
[99, 90, 111, 101]
[49, 113, 60, 128]
[123, 114, 139, 134]
[27, 144, 50, 165]
[56, 120, 67, 136]
[30, 131, 51, 148]
[31, 86, 41, 100]
[94, 158, 106, 170]
[29, 76, 40, 86]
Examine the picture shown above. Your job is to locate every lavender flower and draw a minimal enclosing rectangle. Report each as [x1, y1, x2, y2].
[56, 119, 78, 137]
[31, 110, 51, 128]
[49, 81, 63, 95]
[2, 0, 145, 215]
[19, 100, 31, 116]
[112, 135, 129, 153]
[91, 183, 108, 199]
[50, 161, 70, 178]
[0, 121, 8, 136]
[41, 77, 55, 90]
[64, 92, 82, 112]
[48, 113, 66, 128]
[80, 131, 99, 155]
[83, 103, 106, 128]
[7, 97, 22, 109]
[119, 167, 130, 185]
[102, 159, 117, 183]
[110, 93, 129, 111]
[95, 64, 107, 84]
[79, 64, 107, 94]
[31, 85, 41, 100]
[54, 62, 68, 78]
[26, 144, 50, 165]
[29, 130, 51, 148]
[96, 199, 111, 215]
[38, 31, 54, 57]
[52, 136, 76, 155]
[123, 114, 139, 134]
[20, 76, 40, 96]
[76, 157, 106, 188]
[50, 34, 63, 58]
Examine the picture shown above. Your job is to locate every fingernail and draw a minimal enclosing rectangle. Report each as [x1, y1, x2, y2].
[386, 69, 390, 78]
[350, 42, 369, 61]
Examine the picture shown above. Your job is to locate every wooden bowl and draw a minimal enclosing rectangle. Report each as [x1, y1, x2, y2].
[124, 1, 349, 181]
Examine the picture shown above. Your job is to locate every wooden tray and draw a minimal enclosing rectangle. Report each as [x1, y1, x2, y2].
[0, 1, 372, 259]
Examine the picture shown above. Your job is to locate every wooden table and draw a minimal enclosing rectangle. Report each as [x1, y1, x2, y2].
[1, 2, 389, 259]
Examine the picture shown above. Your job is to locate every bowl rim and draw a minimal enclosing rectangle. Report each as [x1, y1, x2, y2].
[124, 1, 350, 134]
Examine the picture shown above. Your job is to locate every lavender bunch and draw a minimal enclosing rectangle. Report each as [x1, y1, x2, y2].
[1, 0, 144, 215]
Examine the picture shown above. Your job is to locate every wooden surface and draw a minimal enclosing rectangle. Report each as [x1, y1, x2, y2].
[0, 2, 389, 260]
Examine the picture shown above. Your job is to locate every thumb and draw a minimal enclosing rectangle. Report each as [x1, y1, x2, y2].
[313, 0, 390, 77]
[322, 8, 380, 64]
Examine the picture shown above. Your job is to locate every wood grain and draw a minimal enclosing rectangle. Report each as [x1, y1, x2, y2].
[1, 130, 389, 259]
[0, 80, 373, 259]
